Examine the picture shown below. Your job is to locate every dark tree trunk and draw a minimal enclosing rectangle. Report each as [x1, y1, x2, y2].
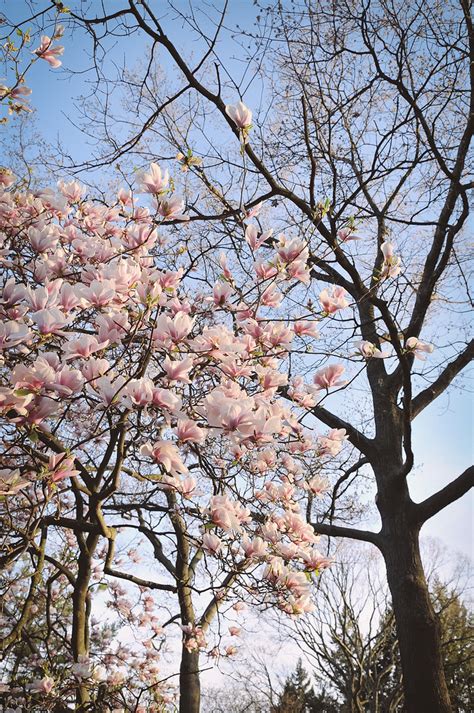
[179, 647, 200, 713]
[381, 521, 451, 712]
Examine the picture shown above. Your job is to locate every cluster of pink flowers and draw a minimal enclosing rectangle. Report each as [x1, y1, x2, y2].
[0, 155, 430, 702]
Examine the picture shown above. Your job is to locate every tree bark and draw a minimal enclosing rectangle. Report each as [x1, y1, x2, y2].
[72, 534, 98, 711]
[179, 647, 200, 713]
[381, 523, 451, 713]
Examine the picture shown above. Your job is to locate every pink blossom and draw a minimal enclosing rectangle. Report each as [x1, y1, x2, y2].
[380, 241, 401, 279]
[302, 549, 332, 571]
[152, 387, 182, 413]
[213, 281, 234, 305]
[118, 188, 133, 206]
[319, 286, 349, 314]
[58, 180, 84, 203]
[47, 453, 80, 482]
[277, 237, 309, 265]
[28, 224, 59, 252]
[0, 469, 29, 496]
[338, 227, 361, 242]
[305, 475, 330, 497]
[72, 656, 91, 679]
[202, 533, 222, 555]
[356, 340, 389, 359]
[176, 475, 197, 498]
[80, 279, 116, 307]
[261, 284, 283, 308]
[244, 201, 263, 220]
[208, 494, 250, 532]
[312, 364, 346, 390]
[140, 440, 188, 477]
[219, 252, 233, 280]
[242, 535, 268, 560]
[32, 308, 69, 335]
[245, 225, 272, 250]
[33, 36, 64, 68]
[64, 335, 109, 360]
[225, 101, 253, 130]
[91, 375, 126, 406]
[0, 321, 30, 349]
[293, 320, 319, 338]
[163, 355, 194, 383]
[0, 168, 15, 187]
[318, 428, 348, 457]
[153, 312, 194, 345]
[28, 676, 55, 694]
[176, 418, 206, 444]
[157, 196, 188, 221]
[124, 378, 155, 407]
[405, 336, 434, 360]
[137, 163, 169, 195]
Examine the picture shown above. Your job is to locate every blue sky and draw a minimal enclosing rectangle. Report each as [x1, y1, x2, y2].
[3, 0, 472, 560]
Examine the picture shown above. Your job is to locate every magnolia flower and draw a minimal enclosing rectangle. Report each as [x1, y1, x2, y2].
[244, 202, 263, 220]
[338, 227, 361, 242]
[137, 163, 169, 195]
[0, 469, 29, 496]
[293, 320, 319, 338]
[163, 355, 194, 383]
[47, 453, 80, 482]
[72, 655, 91, 679]
[213, 281, 234, 305]
[58, 180, 84, 203]
[380, 241, 401, 279]
[64, 335, 109, 360]
[318, 428, 348, 457]
[157, 196, 188, 221]
[175, 418, 206, 444]
[0, 167, 15, 187]
[33, 36, 64, 68]
[245, 224, 272, 250]
[140, 440, 188, 477]
[28, 676, 55, 694]
[225, 101, 253, 130]
[356, 340, 389, 359]
[201, 533, 222, 555]
[319, 286, 349, 314]
[312, 364, 346, 390]
[123, 378, 154, 407]
[242, 535, 268, 560]
[0, 321, 30, 349]
[405, 336, 434, 360]
[32, 308, 69, 335]
[305, 475, 330, 497]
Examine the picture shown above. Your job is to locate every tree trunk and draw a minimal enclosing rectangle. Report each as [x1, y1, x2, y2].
[382, 524, 451, 713]
[179, 647, 200, 713]
[72, 534, 98, 711]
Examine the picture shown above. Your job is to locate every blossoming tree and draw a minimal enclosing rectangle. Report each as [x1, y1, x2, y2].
[0, 2, 473, 712]
[0, 161, 350, 711]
